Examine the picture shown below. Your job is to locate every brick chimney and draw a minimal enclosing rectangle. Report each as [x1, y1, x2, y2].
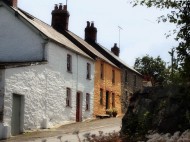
[85, 21, 97, 43]
[51, 3, 70, 33]
[111, 43, 120, 56]
[3, 0, 17, 7]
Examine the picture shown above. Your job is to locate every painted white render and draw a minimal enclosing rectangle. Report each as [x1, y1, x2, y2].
[0, 1, 95, 139]
[0, 41, 94, 138]
[0, 4, 45, 62]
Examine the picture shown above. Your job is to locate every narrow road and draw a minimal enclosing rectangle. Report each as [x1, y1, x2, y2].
[1, 117, 121, 142]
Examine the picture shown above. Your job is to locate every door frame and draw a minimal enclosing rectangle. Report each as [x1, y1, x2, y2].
[76, 92, 82, 122]
[106, 91, 110, 109]
[11, 94, 24, 135]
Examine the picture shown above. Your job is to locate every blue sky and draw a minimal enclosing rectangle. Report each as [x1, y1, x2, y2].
[18, 0, 177, 67]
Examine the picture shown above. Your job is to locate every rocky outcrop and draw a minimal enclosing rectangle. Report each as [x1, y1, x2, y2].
[121, 85, 190, 138]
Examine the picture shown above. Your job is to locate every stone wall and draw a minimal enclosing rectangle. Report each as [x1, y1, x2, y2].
[121, 67, 143, 113]
[93, 59, 122, 116]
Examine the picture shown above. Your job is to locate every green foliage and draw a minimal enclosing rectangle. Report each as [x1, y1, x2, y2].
[131, 0, 190, 82]
[134, 55, 168, 85]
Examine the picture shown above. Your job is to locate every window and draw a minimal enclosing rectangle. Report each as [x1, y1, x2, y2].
[67, 54, 72, 72]
[87, 63, 91, 79]
[66, 88, 71, 107]
[86, 93, 90, 111]
[100, 63, 104, 79]
[112, 93, 115, 108]
[134, 75, 137, 87]
[112, 70, 115, 84]
[125, 70, 128, 83]
[100, 89, 103, 105]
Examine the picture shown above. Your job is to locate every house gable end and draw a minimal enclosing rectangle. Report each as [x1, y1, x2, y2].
[0, 3, 45, 62]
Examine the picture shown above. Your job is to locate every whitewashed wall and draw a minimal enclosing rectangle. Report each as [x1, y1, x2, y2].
[0, 70, 4, 112]
[2, 41, 94, 133]
[0, 4, 44, 62]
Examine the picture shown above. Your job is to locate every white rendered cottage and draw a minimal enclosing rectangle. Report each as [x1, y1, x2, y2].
[0, 0, 94, 139]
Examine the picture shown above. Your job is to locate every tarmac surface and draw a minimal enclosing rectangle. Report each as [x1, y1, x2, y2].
[0, 117, 122, 142]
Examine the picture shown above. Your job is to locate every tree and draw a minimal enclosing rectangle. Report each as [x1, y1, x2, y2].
[130, 0, 190, 82]
[134, 55, 168, 86]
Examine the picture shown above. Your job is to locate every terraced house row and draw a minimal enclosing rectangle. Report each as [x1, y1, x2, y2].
[0, 0, 143, 139]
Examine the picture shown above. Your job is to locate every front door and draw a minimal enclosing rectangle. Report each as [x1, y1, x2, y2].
[11, 94, 22, 136]
[76, 92, 81, 122]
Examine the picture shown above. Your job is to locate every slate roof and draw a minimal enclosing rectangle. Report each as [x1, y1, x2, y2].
[66, 31, 118, 68]
[7, 5, 92, 60]
[97, 43, 142, 76]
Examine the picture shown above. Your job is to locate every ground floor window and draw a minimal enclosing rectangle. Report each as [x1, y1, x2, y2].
[66, 88, 71, 107]
[100, 89, 103, 105]
[86, 93, 90, 111]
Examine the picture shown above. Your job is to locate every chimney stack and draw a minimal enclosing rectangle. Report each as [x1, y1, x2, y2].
[4, 0, 17, 7]
[111, 43, 120, 56]
[85, 21, 97, 43]
[51, 3, 70, 33]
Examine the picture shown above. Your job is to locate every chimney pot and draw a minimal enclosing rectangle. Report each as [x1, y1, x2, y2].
[59, 4, 63, 10]
[87, 21, 90, 27]
[91, 22, 94, 27]
[54, 4, 58, 10]
[63, 5, 67, 11]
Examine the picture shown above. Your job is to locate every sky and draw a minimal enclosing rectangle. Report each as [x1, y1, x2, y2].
[18, 0, 178, 67]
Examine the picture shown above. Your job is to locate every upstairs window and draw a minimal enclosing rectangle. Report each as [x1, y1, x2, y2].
[87, 63, 91, 79]
[86, 93, 90, 111]
[66, 88, 71, 107]
[125, 70, 128, 83]
[112, 70, 115, 84]
[100, 89, 103, 105]
[100, 63, 104, 79]
[67, 54, 72, 72]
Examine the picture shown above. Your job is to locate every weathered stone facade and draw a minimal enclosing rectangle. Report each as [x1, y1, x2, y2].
[121, 67, 143, 113]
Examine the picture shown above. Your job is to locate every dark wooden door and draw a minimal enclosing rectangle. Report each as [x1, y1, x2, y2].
[106, 91, 109, 109]
[11, 94, 22, 136]
[76, 92, 81, 122]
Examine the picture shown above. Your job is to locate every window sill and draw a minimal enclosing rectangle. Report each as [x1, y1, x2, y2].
[85, 109, 90, 112]
[67, 70, 72, 74]
[86, 78, 91, 80]
[66, 106, 72, 108]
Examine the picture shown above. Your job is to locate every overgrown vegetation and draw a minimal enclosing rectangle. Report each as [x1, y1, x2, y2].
[121, 84, 190, 141]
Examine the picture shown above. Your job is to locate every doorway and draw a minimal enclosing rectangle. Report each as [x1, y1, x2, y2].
[106, 91, 110, 109]
[11, 94, 23, 136]
[76, 92, 82, 122]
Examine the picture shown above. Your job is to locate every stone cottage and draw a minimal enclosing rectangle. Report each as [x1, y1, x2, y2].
[0, 0, 94, 139]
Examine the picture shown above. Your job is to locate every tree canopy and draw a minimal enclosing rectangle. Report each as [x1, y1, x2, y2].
[134, 55, 168, 86]
[131, 0, 190, 82]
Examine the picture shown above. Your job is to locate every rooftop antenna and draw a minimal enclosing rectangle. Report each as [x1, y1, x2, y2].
[118, 26, 123, 48]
